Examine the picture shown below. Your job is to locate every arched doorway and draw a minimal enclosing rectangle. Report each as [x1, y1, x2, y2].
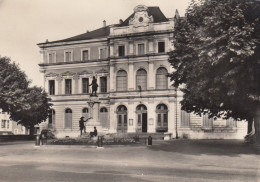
[100, 107, 109, 128]
[136, 104, 147, 133]
[156, 104, 168, 132]
[117, 105, 127, 132]
[65, 108, 72, 129]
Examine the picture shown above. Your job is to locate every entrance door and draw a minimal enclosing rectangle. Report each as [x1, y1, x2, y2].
[136, 104, 147, 133]
[117, 105, 127, 133]
[142, 113, 147, 132]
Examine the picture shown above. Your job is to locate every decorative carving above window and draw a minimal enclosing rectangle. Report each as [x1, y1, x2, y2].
[61, 71, 76, 77]
[96, 68, 108, 74]
[78, 70, 93, 76]
[45, 72, 59, 78]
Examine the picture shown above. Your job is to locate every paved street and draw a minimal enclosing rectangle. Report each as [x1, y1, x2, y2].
[0, 140, 259, 182]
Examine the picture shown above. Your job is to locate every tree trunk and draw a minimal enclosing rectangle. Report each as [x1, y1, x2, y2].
[247, 119, 253, 134]
[254, 106, 260, 145]
[29, 125, 34, 136]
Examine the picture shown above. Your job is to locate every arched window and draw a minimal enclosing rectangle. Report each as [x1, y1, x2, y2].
[65, 108, 72, 129]
[100, 107, 109, 128]
[156, 104, 168, 132]
[100, 107, 108, 112]
[82, 107, 89, 120]
[136, 104, 148, 133]
[48, 109, 55, 125]
[156, 67, 168, 89]
[116, 70, 127, 91]
[136, 69, 147, 90]
[117, 105, 127, 132]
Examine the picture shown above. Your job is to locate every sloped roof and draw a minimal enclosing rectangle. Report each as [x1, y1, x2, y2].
[38, 6, 169, 45]
[119, 6, 168, 27]
[38, 26, 111, 45]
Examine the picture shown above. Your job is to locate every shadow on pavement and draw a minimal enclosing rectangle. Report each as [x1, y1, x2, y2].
[148, 139, 259, 156]
[0, 141, 34, 146]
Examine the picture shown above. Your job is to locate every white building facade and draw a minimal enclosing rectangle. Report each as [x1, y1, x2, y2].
[38, 5, 247, 139]
[0, 109, 27, 135]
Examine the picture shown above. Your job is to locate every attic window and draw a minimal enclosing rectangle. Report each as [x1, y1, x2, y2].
[158, 42, 165, 53]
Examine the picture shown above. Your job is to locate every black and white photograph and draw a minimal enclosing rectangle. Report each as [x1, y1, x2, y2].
[0, 0, 259, 181]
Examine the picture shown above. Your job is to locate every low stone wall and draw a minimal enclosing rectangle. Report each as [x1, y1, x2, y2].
[178, 128, 247, 140]
[0, 135, 34, 142]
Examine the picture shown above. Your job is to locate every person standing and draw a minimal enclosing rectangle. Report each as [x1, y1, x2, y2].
[79, 117, 92, 136]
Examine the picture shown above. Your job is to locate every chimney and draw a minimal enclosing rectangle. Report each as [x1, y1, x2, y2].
[119, 19, 123, 24]
[103, 20, 106, 27]
[45, 39, 49, 43]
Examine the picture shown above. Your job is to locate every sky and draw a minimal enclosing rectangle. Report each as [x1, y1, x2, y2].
[0, 0, 190, 87]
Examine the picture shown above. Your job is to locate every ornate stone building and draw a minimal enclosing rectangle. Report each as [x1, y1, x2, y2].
[38, 5, 246, 138]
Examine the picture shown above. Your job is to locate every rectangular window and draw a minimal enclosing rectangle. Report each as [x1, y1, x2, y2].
[100, 48, 106, 59]
[49, 53, 55, 63]
[65, 51, 72, 62]
[65, 79, 72, 94]
[82, 78, 89, 93]
[181, 111, 190, 128]
[100, 77, 107, 93]
[138, 44, 145, 55]
[1, 120, 6, 128]
[158, 42, 165, 53]
[7, 120, 9, 129]
[49, 80, 55, 95]
[82, 50, 89, 61]
[118, 46, 125, 57]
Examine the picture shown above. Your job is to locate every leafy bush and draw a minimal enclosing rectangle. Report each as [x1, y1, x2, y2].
[41, 129, 55, 139]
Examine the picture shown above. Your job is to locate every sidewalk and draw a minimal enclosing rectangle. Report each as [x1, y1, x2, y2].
[1, 140, 258, 170]
[0, 139, 259, 182]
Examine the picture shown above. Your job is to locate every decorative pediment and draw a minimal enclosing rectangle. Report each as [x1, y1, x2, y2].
[61, 71, 76, 77]
[78, 70, 93, 75]
[129, 5, 154, 26]
[45, 72, 59, 78]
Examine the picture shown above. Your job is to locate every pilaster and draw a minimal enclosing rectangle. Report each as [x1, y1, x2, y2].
[148, 60, 155, 90]
[109, 64, 115, 91]
[128, 62, 134, 90]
